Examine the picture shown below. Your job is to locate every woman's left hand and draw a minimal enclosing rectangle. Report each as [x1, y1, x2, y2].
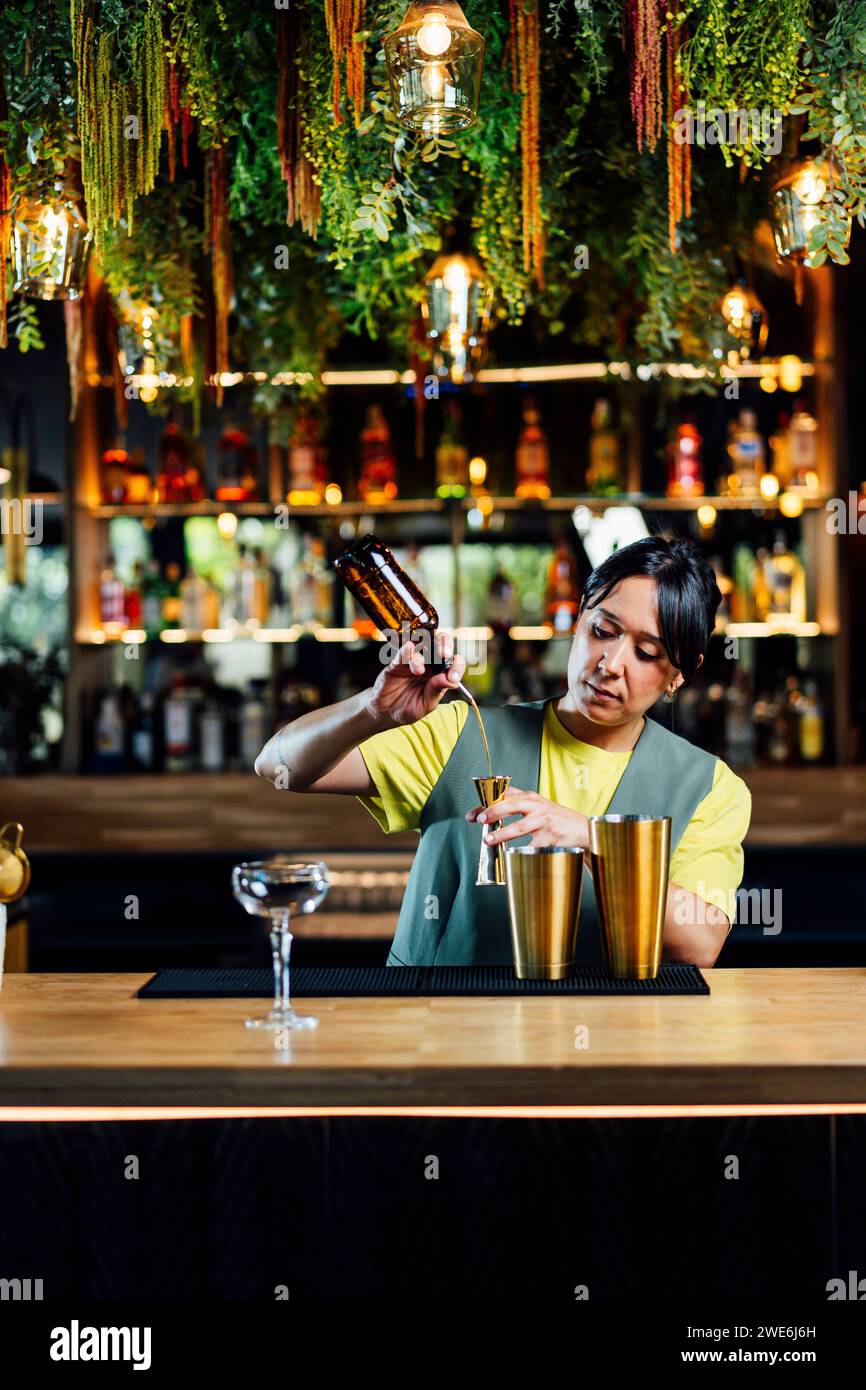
[465, 787, 590, 851]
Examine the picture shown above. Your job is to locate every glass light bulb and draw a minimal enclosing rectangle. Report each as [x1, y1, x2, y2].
[792, 164, 827, 206]
[420, 61, 447, 100]
[442, 256, 469, 292]
[416, 11, 451, 56]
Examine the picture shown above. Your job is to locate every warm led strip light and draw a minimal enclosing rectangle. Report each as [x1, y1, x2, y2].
[1, 1103, 864, 1122]
[125, 360, 818, 391]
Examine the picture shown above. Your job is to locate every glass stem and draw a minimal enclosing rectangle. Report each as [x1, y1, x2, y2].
[270, 911, 294, 1015]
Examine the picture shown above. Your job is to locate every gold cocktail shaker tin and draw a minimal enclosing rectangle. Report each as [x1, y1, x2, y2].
[0, 823, 30, 904]
[504, 845, 585, 979]
[588, 814, 671, 979]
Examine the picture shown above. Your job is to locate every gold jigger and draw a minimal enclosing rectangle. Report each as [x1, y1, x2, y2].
[588, 815, 671, 980]
[473, 776, 511, 886]
[504, 846, 585, 979]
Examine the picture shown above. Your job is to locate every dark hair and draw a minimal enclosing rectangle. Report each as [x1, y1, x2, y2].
[579, 536, 721, 684]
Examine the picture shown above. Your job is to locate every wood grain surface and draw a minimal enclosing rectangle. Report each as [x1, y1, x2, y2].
[3, 767, 865, 855]
[1, 969, 866, 1110]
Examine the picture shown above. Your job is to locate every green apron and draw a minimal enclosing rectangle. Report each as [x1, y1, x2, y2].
[386, 698, 717, 967]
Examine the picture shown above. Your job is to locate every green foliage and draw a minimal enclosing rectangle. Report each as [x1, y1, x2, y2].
[8, 298, 44, 351]
[794, 0, 866, 266]
[2, 0, 865, 380]
[676, 0, 809, 166]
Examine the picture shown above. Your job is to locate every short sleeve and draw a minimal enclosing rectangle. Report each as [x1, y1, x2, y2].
[669, 759, 752, 926]
[355, 699, 468, 834]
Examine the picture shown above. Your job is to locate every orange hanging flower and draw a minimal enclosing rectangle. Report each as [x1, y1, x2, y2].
[512, 0, 545, 289]
[206, 145, 233, 409]
[664, 2, 691, 254]
[324, 0, 367, 127]
[277, 7, 321, 237]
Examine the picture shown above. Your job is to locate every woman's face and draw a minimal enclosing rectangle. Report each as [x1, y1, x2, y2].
[567, 575, 687, 725]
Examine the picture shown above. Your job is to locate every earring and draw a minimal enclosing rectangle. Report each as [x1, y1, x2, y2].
[663, 686, 679, 704]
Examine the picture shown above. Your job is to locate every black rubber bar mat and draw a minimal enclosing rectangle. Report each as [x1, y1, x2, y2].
[138, 964, 708, 998]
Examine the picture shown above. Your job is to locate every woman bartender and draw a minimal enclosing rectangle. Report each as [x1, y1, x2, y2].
[256, 536, 751, 970]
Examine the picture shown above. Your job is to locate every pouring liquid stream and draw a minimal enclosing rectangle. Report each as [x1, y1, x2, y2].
[457, 680, 493, 781]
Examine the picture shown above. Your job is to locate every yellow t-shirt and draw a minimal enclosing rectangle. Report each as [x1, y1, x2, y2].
[357, 698, 751, 925]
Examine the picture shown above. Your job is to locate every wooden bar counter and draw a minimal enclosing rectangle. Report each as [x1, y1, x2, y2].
[2, 968, 866, 1115]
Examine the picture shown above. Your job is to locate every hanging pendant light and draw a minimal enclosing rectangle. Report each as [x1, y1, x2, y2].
[12, 191, 93, 301]
[771, 158, 851, 270]
[384, 2, 485, 134]
[116, 293, 163, 378]
[720, 279, 768, 361]
[421, 250, 492, 384]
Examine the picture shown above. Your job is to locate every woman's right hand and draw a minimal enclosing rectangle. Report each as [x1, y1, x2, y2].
[365, 634, 467, 727]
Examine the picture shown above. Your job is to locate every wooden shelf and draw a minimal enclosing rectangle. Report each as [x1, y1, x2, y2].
[79, 492, 829, 520]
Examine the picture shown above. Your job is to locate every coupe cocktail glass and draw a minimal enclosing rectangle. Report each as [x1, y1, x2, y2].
[232, 859, 328, 1030]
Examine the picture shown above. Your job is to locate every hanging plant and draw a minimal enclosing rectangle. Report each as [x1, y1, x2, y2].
[665, 1, 691, 253]
[675, 0, 808, 168]
[70, 0, 166, 244]
[324, 0, 367, 127]
[511, 0, 545, 287]
[626, 0, 663, 155]
[277, 7, 322, 237]
[205, 144, 233, 406]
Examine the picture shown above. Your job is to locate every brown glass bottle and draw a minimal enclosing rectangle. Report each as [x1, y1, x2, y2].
[333, 535, 442, 655]
[334, 534, 492, 776]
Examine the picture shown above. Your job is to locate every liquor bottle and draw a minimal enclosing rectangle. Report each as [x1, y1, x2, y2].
[94, 691, 126, 771]
[730, 544, 755, 623]
[727, 409, 765, 497]
[751, 547, 772, 622]
[585, 399, 623, 495]
[789, 402, 819, 491]
[764, 530, 807, 624]
[487, 566, 517, 634]
[769, 413, 793, 490]
[358, 404, 398, 503]
[100, 447, 130, 505]
[254, 550, 272, 626]
[290, 534, 330, 628]
[180, 568, 208, 633]
[99, 553, 126, 631]
[798, 679, 825, 763]
[223, 546, 258, 627]
[216, 425, 260, 503]
[515, 397, 551, 500]
[435, 400, 470, 498]
[162, 562, 182, 628]
[141, 559, 166, 638]
[334, 534, 439, 642]
[546, 539, 580, 634]
[724, 667, 755, 768]
[239, 686, 267, 770]
[155, 421, 199, 505]
[287, 413, 327, 504]
[163, 677, 193, 772]
[768, 684, 792, 765]
[666, 421, 704, 499]
[125, 561, 144, 628]
[126, 447, 153, 505]
[131, 692, 157, 771]
[200, 700, 226, 771]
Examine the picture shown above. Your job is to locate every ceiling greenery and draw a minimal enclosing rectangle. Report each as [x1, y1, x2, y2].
[1, 0, 864, 395]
